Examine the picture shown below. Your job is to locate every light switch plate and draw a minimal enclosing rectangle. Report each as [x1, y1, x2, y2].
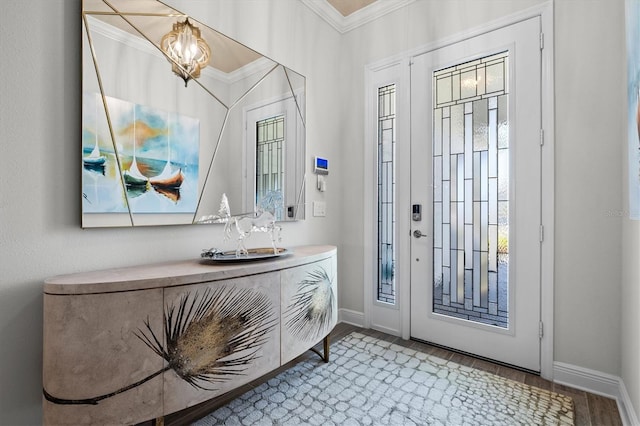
[313, 201, 326, 217]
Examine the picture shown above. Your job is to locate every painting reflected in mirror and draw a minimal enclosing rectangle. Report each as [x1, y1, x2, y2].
[81, 0, 305, 227]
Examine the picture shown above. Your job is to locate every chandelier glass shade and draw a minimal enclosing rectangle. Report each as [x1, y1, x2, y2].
[161, 18, 211, 86]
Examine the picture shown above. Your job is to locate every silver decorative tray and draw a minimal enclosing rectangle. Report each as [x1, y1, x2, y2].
[201, 247, 291, 262]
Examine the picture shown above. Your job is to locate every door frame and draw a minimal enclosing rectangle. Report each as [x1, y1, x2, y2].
[363, 1, 555, 379]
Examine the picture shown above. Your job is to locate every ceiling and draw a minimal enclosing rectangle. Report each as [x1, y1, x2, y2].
[301, 0, 415, 33]
[327, 0, 377, 17]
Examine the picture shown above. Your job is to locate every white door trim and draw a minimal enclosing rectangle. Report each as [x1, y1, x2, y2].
[363, 1, 554, 379]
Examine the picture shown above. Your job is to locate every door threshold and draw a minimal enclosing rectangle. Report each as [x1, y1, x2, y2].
[410, 337, 540, 376]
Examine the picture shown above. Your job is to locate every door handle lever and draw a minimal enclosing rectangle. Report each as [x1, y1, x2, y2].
[413, 230, 427, 238]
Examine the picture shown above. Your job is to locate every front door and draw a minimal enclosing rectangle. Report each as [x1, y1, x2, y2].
[409, 17, 542, 371]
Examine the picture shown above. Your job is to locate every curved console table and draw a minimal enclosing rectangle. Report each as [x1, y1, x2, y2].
[42, 245, 337, 425]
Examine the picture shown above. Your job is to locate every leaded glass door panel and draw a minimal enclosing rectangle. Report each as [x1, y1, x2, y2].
[409, 17, 542, 372]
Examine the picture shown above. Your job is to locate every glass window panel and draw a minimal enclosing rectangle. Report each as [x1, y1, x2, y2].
[486, 62, 504, 93]
[464, 112, 473, 178]
[433, 52, 509, 328]
[477, 66, 486, 96]
[276, 118, 284, 139]
[434, 108, 442, 155]
[498, 201, 509, 226]
[498, 95, 509, 148]
[383, 164, 391, 202]
[465, 224, 473, 266]
[382, 129, 393, 162]
[256, 115, 284, 220]
[498, 255, 508, 314]
[443, 294, 450, 306]
[465, 180, 473, 223]
[481, 201, 488, 251]
[386, 204, 393, 242]
[489, 224, 497, 272]
[451, 104, 464, 154]
[465, 298, 473, 311]
[498, 224, 509, 255]
[488, 108, 498, 177]
[443, 226, 450, 267]
[481, 252, 489, 307]
[498, 149, 509, 200]
[458, 201, 464, 250]
[465, 270, 473, 307]
[443, 267, 451, 297]
[473, 202, 480, 250]
[450, 251, 458, 303]
[267, 121, 274, 140]
[503, 57, 509, 94]
[434, 156, 442, 202]
[442, 294, 450, 306]
[473, 99, 488, 151]
[437, 76, 452, 105]
[452, 73, 461, 103]
[481, 151, 488, 201]
[489, 178, 498, 224]
[473, 152, 480, 200]
[450, 203, 457, 250]
[473, 251, 480, 306]
[443, 181, 450, 221]
[498, 226, 509, 274]
[458, 251, 465, 302]
[458, 155, 464, 202]
[489, 301, 498, 316]
[450, 156, 458, 202]
[377, 84, 396, 305]
[442, 118, 450, 180]
[460, 69, 477, 99]
[489, 272, 498, 304]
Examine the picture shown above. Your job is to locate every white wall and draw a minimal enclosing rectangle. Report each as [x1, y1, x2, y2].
[622, 0, 640, 418]
[0, 1, 342, 424]
[553, 0, 624, 377]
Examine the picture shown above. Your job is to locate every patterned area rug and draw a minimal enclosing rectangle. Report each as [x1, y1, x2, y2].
[193, 332, 574, 425]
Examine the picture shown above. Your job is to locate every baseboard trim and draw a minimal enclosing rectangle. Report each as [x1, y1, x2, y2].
[553, 362, 638, 425]
[620, 380, 640, 426]
[338, 308, 365, 328]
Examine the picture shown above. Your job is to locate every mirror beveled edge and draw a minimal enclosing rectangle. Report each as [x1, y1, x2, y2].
[81, 0, 306, 227]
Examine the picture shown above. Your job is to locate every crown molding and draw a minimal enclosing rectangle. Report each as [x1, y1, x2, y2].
[301, 0, 415, 34]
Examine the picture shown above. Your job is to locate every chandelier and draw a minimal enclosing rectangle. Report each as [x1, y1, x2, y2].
[161, 18, 211, 87]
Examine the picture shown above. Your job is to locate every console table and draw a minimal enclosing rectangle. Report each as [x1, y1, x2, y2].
[42, 245, 337, 425]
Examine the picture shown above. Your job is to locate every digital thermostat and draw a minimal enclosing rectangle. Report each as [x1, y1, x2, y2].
[314, 156, 329, 175]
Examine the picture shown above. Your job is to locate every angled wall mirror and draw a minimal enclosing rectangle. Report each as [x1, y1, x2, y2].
[81, 0, 306, 227]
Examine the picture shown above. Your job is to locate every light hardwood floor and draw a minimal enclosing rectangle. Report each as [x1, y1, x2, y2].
[160, 322, 623, 426]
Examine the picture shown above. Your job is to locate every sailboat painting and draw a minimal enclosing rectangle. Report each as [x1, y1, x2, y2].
[82, 93, 199, 214]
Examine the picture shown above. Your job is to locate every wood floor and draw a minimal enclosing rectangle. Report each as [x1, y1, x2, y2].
[161, 322, 623, 426]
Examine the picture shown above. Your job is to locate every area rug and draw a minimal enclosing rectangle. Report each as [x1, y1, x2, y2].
[193, 332, 574, 425]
